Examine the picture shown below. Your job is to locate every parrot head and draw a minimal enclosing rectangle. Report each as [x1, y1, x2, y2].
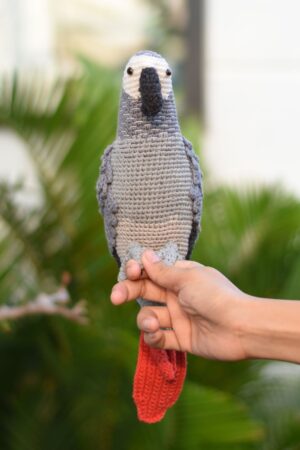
[122, 50, 173, 117]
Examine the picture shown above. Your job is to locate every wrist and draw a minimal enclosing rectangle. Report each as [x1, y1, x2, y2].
[232, 294, 281, 360]
[231, 294, 260, 360]
[233, 295, 300, 363]
[227, 293, 254, 360]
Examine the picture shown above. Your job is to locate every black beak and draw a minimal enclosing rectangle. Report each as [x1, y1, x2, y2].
[139, 67, 163, 117]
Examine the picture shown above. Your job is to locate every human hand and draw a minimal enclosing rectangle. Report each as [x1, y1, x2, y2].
[111, 250, 249, 361]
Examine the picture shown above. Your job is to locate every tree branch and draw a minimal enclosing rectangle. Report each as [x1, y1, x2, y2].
[0, 288, 88, 325]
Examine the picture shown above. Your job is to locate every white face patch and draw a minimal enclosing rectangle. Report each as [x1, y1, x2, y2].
[122, 54, 173, 100]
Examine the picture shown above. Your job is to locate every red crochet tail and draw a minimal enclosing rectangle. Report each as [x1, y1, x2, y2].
[133, 332, 187, 423]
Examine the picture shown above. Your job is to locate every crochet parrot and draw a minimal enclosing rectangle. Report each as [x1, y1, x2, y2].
[97, 50, 203, 423]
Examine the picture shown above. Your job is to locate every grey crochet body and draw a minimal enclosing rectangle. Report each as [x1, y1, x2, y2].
[97, 50, 203, 285]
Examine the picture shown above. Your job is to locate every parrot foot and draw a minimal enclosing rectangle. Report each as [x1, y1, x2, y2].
[117, 242, 187, 423]
[118, 240, 182, 287]
[133, 332, 187, 423]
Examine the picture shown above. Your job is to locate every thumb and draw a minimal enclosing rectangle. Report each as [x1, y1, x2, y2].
[142, 250, 189, 292]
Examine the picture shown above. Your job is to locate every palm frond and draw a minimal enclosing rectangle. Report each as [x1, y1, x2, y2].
[171, 381, 263, 449]
[1, 60, 300, 449]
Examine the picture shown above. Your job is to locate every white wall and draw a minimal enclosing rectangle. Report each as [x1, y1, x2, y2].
[2, 0, 300, 197]
[0, 0, 152, 201]
[0, 0, 54, 72]
[0, 0, 54, 206]
[205, 0, 300, 195]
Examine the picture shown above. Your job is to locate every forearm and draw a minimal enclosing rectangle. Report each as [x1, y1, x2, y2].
[237, 296, 300, 363]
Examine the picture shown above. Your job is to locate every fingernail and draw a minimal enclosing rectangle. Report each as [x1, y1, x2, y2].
[144, 250, 160, 263]
[111, 287, 122, 303]
[125, 261, 134, 271]
[142, 318, 156, 331]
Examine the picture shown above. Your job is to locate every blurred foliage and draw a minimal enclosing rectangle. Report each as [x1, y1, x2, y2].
[0, 60, 300, 449]
[142, 0, 185, 56]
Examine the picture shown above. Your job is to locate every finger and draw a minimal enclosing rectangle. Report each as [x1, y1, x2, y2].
[111, 278, 168, 305]
[125, 258, 200, 281]
[142, 250, 196, 292]
[144, 329, 180, 351]
[125, 260, 143, 280]
[175, 260, 202, 269]
[137, 306, 171, 332]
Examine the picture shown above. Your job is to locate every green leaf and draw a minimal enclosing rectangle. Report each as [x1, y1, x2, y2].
[171, 382, 263, 449]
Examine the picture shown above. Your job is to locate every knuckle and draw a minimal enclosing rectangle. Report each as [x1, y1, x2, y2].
[140, 280, 147, 299]
[205, 266, 219, 276]
[155, 262, 169, 277]
[143, 306, 154, 317]
[190, 265, 209, 280]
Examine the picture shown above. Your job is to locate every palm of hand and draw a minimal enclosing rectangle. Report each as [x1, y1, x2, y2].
[155, 284, 246, 361]
[111, 256, 246, 361]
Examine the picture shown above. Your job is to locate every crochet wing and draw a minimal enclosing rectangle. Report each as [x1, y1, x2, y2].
[96, 143, 121, 266]
[182, 136, 203, 259]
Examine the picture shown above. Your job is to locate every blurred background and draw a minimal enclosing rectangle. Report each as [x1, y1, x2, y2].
[1, 0, 300, 449]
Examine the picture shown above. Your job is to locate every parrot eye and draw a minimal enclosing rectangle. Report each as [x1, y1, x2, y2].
[127, 67, 134, 75]
[166, 69, 172, 76]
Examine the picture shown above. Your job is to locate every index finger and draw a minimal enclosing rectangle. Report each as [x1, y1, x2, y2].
[110, 278, 170, 305]
[125, 258, 200, 281]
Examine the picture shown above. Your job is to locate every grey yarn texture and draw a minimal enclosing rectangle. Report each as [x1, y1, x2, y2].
[97, 50, 203, 283]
